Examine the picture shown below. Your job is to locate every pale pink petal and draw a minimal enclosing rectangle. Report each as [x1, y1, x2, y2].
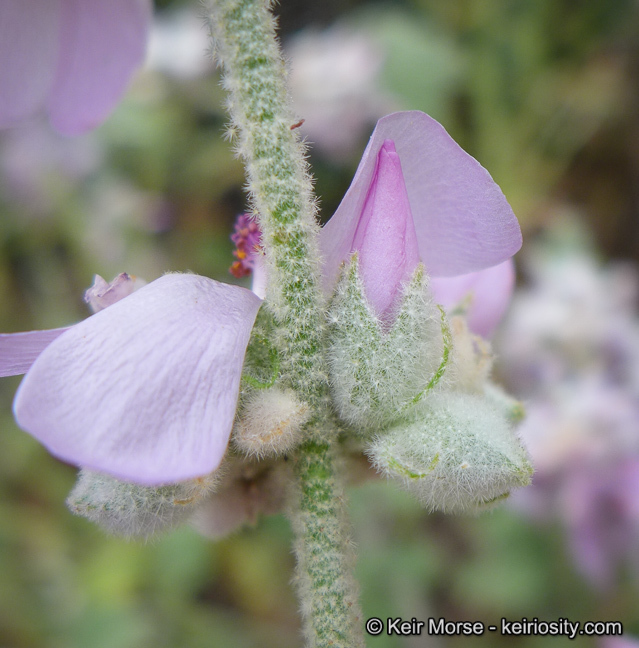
[430, 259, 515, 337]
[0, 0, 62, 127]
[320, 111, 522, 293]
[351, 140, 420, 319]
[14, 274, 262, 485]
[0, 327, 71, 378]
[47, 0, 151, 135]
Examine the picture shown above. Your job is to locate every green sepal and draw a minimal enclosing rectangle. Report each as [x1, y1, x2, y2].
[326, 257, 449, 432]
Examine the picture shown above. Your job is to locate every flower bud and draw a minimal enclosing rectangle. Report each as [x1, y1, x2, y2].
[233, 387, 310, 458]
[368, 392, 532, 513]
[67, 469, 218, 539]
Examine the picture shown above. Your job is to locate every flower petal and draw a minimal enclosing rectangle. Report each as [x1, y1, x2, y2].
[430, 259, 515, 337]
[47, 0, 151, 135]
[14, 274, 262, 485]
[351, 139, 420, 319]
[0, 0, 62, 127]
[0, 327, 71, 377]
[320, 111, 522, 293]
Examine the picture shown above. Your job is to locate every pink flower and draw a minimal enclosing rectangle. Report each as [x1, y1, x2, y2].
[229, 214, 262, 278]
[1, 274, 261, 484]
[0, 111, 520, 486]
[502, 227, 639, 587]
[0, 0, 151, 135]
[320, 111, 520, 330]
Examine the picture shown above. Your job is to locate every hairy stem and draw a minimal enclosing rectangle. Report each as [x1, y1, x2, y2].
[208, 1, 364, 645]
[292, 435, 365, 648]
[209, 0, 324, 403]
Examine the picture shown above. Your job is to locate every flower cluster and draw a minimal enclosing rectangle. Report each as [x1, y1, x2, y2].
[1, 111, 529, 536]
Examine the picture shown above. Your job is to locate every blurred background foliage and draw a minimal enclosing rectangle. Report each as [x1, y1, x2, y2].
[2, 0, 639, 646]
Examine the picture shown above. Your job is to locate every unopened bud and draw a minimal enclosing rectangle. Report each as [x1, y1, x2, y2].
[233, 387, 310, 458]
[67, 469, 217, 539]
[368, 392, 532, 513]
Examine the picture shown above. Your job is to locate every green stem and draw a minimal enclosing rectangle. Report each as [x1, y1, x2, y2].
[209, 0, 324, 403]
[292, 436, 365, 648]
[208, 1, 364, 645]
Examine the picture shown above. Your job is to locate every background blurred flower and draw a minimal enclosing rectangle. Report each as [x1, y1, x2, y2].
[287, 25, 397, 160]
[501, 215, 639, 587]
[147, 7, 211, 79]
[0, 0, 151, 135]
[0, 122, 101, 212]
